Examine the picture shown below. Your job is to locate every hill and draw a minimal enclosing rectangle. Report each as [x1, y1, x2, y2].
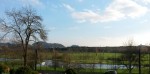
[32, 41, 65, 49]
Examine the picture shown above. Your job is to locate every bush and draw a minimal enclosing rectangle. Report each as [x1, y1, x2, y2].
[9, 69, 15, 74]
[15, 66, 32, 74]
[28, 61, 35, 70]
[0, 66, 2, 74]
[104, 70, 117, 74]
[32, 71, 39, 74]
[0, 64, 10, 74]
[65, 69, 77, 74]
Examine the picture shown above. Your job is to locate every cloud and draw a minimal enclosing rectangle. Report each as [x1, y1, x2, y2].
[107, 0, 148, 18]
[72, 10, 101, 23]
[143, 0, 150, 4]
[21, 0, 44, 7]
[134, 0, 150, 5]
[63, 4, 75, 12]
[65, 0, 148, 23]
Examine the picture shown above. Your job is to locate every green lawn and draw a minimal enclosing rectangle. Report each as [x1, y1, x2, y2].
[36, 66, 150, 74]
[1, 51, 150, 74]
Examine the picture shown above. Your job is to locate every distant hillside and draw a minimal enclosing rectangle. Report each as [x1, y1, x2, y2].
[70, 45, 80, 47]
[0, 43, 16, 47]
[32, 41, 65, 49]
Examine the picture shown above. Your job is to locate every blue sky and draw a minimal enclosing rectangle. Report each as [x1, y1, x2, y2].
[1, 0, 150, 46]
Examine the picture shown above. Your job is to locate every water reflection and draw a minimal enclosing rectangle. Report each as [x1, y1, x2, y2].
[38, 60, 128, 69]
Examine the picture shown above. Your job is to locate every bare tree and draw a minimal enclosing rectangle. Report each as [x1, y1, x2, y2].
[120, 39, 138, 74]
[0, 7, 47, 66]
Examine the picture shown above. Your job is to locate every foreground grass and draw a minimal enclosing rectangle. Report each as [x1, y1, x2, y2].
[36, 66, 149, 74]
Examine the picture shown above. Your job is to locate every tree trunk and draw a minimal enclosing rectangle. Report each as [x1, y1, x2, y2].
[24, 45, 28, 66]
[129, 60, 132, 74]
[34, 48, 38, 70]
[24, 49, 27, 66]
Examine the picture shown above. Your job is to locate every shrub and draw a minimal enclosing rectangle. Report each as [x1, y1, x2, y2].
[32, 71, 39, 74]
[15, 66, 32, 74]
[104, 70, 117, 74]
[0, 66, 2, 74]
[65, 69, 77, 74]
[28, 61, 35, 70]
[0, 64, 10, 74]
[9, 69, 15, 74]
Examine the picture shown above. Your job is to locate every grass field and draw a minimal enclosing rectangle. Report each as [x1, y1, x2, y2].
[0, 50, 150, 74]
[36, 66, 150, 74]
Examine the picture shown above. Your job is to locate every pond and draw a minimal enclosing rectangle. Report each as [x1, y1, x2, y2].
[38, 60, 128, 69]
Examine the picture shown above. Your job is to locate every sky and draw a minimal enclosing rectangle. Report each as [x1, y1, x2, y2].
[0, 0, 150, 47]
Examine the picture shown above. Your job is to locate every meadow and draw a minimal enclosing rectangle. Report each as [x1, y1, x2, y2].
[1, 48, 150, 74]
